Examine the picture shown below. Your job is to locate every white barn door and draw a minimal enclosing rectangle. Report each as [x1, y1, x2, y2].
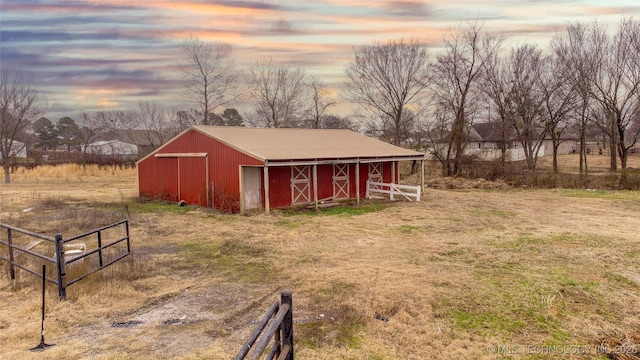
[291, 165, 311, 205]
[242, 167, 262, 210]
[333, 164, 349, 200]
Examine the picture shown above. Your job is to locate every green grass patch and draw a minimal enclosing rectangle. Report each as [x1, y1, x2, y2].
[437, 262, 607, 342]
[499, 233, 610, 250]
[450, 309, 527, 334]
[179, 240, 275, 282]
[312, 281, 358, 304]
[472, 209, 517, 218]
[561, 189, 640, 200]
[604, 272, 640, 289]
[277, 219, 301, 228]
[399, 225, 420, 234]
[282, 203, 389, 217]
[297, 319, 365, 350]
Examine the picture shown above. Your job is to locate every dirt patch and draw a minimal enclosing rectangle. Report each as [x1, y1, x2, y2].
[59, 283, 280, 359]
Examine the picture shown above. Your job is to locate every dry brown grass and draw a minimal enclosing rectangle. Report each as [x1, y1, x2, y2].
[1, 162, 640, 359]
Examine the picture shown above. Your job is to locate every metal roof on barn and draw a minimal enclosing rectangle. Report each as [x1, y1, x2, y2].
[190, 126, 423, 161]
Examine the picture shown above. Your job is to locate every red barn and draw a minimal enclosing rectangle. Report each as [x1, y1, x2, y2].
[136, 126, 425, 213]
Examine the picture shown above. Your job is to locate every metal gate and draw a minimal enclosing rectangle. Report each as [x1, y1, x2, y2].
[333, 164, 349, 200]
[291, 166, 311, 205]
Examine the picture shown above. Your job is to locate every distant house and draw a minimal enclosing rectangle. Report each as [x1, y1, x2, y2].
[0, 139, 27, 160]
[428, 122, 578, 161]
[87, 130, 162, 159]
[467, 122, 510, 151]
[468, 122, 577, 156]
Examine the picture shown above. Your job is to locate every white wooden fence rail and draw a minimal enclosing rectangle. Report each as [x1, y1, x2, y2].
[365, 180, 421, 202]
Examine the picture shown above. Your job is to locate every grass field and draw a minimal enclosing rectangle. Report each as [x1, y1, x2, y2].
[1, 157, 640, 359]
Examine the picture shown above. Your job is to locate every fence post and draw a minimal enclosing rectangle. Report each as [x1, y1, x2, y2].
[55, 234, 67, 300]
[7, 228, 15, 279]
[125, 220, 131, 255]
[281, 290, 293, 360]
[97, 231, 103, 267]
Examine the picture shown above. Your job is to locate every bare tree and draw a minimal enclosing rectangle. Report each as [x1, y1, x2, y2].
[320, 114, 355, 130]
[0, 72, 45, 183]
[305, 76, 336, 129]
[133, 101, 179, 149]
[176, 108, 201, 130]
[552, 21, 598, 176]
[505, 43, 547, 172]
[423, 107, 451, 165]
[344, 38, 431, 145]
[537, 55, 575, 173]
[78, 112, 106, 156]
[94, 110, 132, 134]
[589, 18, 640, 171]
[179, 35, 240, 125]
[481, 50, 515, 168]
[432, 22, 503, 175]
[247, 58, 308, 128]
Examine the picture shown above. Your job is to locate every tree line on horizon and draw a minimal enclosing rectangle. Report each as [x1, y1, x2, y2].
[1, 17, 639, 184]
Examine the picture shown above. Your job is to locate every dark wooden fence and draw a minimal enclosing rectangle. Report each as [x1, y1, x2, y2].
[235, 290, 293, 360]
[0, 220, 130, 300]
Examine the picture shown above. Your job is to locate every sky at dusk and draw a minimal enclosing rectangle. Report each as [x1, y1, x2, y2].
[1, 0, 639, 123]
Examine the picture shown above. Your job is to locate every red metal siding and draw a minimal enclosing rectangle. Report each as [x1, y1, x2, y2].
[266, 167, 291, 209]
[357, 163, 369, 197]
[179, 157, 207, 205]
[382, 162, 392, 183]
[316, 165, 333, 200]
[157, 158, 179, 201]
[138, 129, 262, 211]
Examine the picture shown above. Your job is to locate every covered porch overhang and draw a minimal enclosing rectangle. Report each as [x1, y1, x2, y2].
[260, 155, 425, 214]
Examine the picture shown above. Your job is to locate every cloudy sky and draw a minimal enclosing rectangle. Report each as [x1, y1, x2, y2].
[1, 0, 638, 122]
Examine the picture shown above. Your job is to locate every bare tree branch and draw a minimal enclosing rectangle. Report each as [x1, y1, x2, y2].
[133, 101, 180, 149]
[305, 76, 336, 129]
[179, 35, 241, 125]
[247, 58, 308, 128]
[0, 71, 45, 183]
[344, 38, 431, 145]
[432, 21, 503, 175]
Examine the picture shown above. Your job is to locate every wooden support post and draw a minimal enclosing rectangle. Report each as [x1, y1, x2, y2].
[421, 159, 425, 195]
[263, 164, 270, 215]
[239, 166, 246, 215]
[281, 290, 293, 360]
[55, 234, 66, 300]
[7, 228, 15, 279]
[356, 161, 360, 206]
[313, 164, 318, 211]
